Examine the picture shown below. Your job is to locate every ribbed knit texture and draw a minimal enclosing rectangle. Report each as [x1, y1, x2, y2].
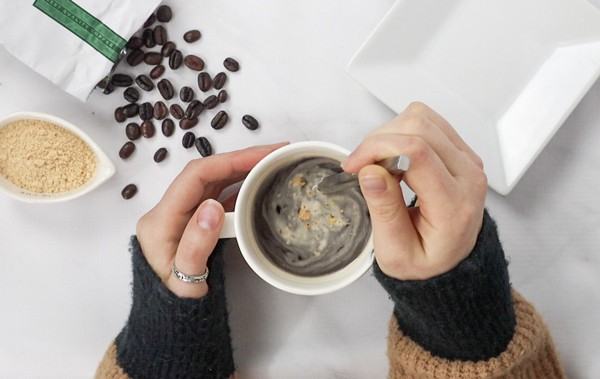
[373, 210, 516, 362]
[113, 237, 235, 379]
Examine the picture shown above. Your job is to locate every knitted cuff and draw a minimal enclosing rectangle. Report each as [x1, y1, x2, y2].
[373, 210, 515, 362]
[115, 237, 235, 379]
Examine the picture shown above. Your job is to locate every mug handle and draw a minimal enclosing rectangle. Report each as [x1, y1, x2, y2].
[219, 212, 237, 239]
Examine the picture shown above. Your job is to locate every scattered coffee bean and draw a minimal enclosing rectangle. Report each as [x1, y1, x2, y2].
[213, 72, 227, 90]
[223, 57, 239, 72]
[121, 184, 138, 199]
[127, 49, 144, 66]
[183, 29, 201, 43]
[153, 101, 168, 120]
[142, 28, 156, 48]
[143, 14, 156, 28]
[242, 114, 259, 130]
[149, 64, 165, 79]
[157, 79, 174, 100]
[114, 107, 126, 123]
[197, 72, 212, 92]
[103, 81, 115, 95]
[204, 95, 218, 109]
[126, 122, 141, 140]
[217, 89, 228, 103]
[161, 41, 176, 57]
[123, 103, 139, 118]
[156, 5, 172, 22]
[119, 141, 136, 159]
[135, 74, 154, 91]
[169, 103, 185, 119]
[144, 52, 163, 66]
[153, 25, 167, 45]
[123, 87, 140, 103]
[180, 117, 199, 130]
[161, 118, 175, 137]
[139, 102, 154, 120]
[180, 86, 194, 102]
[126, 36, 144, 50]
[182, 131, 196, 148]
[112, 73, 133, 87]
[211, 111, 229, 130]
[169, 49, 183, 69]
[154, 147, 168, 163]
[140, 120, 156, 138]
[185, 100, 204, 119]
[184, 55, 205, 71]
[195, 136, 213, 157]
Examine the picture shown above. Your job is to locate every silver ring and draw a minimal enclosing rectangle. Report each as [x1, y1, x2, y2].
[172, 263, 209, 283]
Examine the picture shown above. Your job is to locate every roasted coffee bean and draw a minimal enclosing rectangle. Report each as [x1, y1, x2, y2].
[112, 73, 133, 87]
[183, 30, 201, 43]
[211, 111, 229, 130]
[153, 25, 167, 46]
[156, 5, 172, 22]
[123, 87, 140, 103]
[197, 72, 212, 92]
[157, 79, 174, 100]
[213, 72, 227, 90]
[125, 122, 141, 140]
[223, 57, 240, 72]
[161, 118, 175, 137]
[153, 101, 168, 120]
[161, 41, 176, 57]
[103, 81, 115, 95]
[140, 120, 156, 138]
[154, 147, 168, 163]
[179, 86, 194, 102]
[149, 64, 165, 79]
[144, 52, 162, 65]
[139, 102, 154, 120]
[143, 13, 156, 28]
[184, 55, 205, 71]
[169, 49, 183, 69]
[121, 184, 138, 200]
[142, 28, 155, 48]
[135, 74, 154, 91]
[182, 131, 196, 148]
[242, 114, 259, 130]
[122, 103, 139, 118]
[96, 78, 108, 89]
[185, 100, 204, 119]
[126, 36, 144, 50]
[127, 49, 144, 66]
[195, 136, 213, 157]
[169, 104, 185, 119]
[119, 141, 136, 159]
[217, 89, 228, 103]
[203, 95, 218, 109]
[179, 117, 199, 130]
[114, 107, 126, 123]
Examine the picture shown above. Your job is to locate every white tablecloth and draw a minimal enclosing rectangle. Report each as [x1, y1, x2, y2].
[1, 1, 599, 378]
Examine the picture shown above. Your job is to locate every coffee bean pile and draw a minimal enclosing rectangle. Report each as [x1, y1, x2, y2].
[96, 5, 261, 199]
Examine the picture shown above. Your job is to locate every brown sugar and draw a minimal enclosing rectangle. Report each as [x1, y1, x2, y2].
[0, 119, 97, 193]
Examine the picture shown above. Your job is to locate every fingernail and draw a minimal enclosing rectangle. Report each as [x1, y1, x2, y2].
[360, 175, 387, 194]
[197, 199, 223, 231]
[340, 153, 353, 169]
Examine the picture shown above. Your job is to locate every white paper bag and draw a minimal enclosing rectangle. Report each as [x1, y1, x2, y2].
[0, 0, 162, 101]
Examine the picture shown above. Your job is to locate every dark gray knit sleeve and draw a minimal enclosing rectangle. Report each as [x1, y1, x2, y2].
[373, 210, 516, 361]
[114, 237, 235, 379]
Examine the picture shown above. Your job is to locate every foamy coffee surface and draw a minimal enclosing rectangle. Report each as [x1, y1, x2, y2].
[254, 157, 371, 276]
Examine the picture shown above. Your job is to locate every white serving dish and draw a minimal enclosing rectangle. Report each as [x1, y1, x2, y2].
[0, 112, 115, 203]
[348, 0, 600, 195]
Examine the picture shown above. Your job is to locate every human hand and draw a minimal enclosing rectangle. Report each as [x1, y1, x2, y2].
[136, 143, 287, 298]
[342, 102, 487, 280]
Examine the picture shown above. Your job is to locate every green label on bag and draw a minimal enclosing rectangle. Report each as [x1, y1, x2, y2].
[33, 0, 126, 62]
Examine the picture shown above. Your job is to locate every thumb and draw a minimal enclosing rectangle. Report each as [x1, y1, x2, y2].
[359, 165, 416, 277]
[167, 198, 224, 298]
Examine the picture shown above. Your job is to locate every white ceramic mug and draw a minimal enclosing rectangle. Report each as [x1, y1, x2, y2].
[219, 141, 374, 296]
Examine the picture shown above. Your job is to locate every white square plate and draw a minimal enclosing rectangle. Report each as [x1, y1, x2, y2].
[348, 0, 600, 194]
